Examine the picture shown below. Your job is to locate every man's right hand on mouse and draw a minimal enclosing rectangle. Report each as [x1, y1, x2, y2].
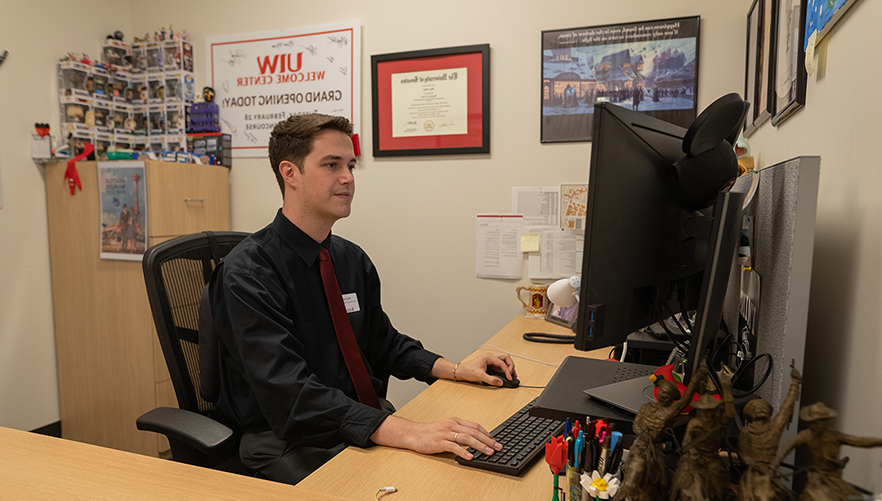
[448, 352, 518, 387]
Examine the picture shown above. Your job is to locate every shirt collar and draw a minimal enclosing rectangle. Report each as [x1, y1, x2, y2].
[271, 209, 334, 267]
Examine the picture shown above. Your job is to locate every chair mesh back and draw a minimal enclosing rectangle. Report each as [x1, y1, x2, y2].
[143, 232, 247, 418]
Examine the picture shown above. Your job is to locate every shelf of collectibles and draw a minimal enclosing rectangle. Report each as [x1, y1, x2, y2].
[55, 28, 195, 163]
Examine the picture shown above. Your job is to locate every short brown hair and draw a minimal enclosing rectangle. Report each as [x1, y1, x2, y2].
[268, 114, 353, 196]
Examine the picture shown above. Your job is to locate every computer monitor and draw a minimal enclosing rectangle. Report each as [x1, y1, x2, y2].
[573, 101, 744, 384]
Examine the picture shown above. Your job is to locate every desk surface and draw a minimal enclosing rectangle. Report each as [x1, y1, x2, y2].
[298, 316, 605, 500]
[2, 316, 601, 500]
[0, 426, 345, 500]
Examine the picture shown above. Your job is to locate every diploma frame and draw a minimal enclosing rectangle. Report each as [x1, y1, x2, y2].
[771, 0, 808, 127]
[371, 44, 490, 157]
[744, 0, 778, 137]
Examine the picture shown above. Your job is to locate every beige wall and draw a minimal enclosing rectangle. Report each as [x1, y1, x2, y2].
[0, 1, 132, 431]
[1, 0, 879, 489]
[747, 0, 882, 488]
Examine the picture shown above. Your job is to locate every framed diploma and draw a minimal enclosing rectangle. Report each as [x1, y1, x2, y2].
[771, 0, 807, 127]
[744, 0, 778, 137]
[371, 44, 490, 157]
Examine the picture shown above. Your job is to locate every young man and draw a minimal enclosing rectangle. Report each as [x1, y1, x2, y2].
[210, 113, 516, 485]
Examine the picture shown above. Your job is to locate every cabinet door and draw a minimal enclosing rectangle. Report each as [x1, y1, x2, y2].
[146, 162, 230, 238]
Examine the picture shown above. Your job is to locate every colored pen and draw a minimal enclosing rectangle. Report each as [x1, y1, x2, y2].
[610, 431, 622, 454]
[598, 432, 611, 475]
[574, 430, 584, 471]
[565, 419, 571, 439]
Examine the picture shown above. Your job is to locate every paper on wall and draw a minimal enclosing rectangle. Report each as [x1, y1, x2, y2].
[528, 228, 583, 280]
[560, 184, 588, 231]
[476, 214, 524, 279]
[512, 186, 559, 226]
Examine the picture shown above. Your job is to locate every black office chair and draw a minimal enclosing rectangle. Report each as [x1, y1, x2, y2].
[136, 231, 249, 473]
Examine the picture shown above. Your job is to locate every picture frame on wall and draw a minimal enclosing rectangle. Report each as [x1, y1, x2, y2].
[772, 0, 808, 126]
[541, 17, 701, 143]
[744, 0, 778, 136]
[371, 44, 490, 157]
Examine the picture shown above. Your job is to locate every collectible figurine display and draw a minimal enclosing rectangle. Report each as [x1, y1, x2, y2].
[737, 368, 802, 501]
[669, 371, 735, 501]
[56, 26, 200, 160]
[189, 87, 220, 132]
[773, 403, 882, 501]
[618, 363, 709, 501]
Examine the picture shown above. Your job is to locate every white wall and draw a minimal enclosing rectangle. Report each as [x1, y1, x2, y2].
[1, 0, 878, 490]
[0, 1, 132, 431]
[746, 0, 882, 489]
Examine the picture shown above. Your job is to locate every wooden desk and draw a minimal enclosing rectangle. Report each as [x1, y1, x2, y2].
[0, 426, 345, 500]
[298, 316, 606, 500]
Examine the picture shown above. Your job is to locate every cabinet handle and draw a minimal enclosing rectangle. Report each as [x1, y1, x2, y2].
[184, 198, 205, 204]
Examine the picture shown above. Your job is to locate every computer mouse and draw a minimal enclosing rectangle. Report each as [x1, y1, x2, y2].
[482, 368, 520, 388]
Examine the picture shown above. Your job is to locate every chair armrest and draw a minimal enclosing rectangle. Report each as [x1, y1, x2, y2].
[136, 407, 235, 457]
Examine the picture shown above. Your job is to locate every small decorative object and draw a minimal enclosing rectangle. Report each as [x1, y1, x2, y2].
[545, 434, 568, 501]
[669, 371, 735, 501]
[737, 367, 802, 501]
[189, 87, 220, 133]
[774, 402, 882, 500]
[618, 363, 709, 501]
[581, 470, 621, 499]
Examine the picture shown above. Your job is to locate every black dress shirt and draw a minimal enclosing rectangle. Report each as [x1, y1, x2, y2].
[211, 210, 441, 449]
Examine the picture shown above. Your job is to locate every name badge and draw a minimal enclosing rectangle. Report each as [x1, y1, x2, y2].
[342, 293, 360, 313]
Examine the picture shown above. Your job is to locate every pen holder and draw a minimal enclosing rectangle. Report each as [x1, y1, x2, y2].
[567, 465, 582, 501]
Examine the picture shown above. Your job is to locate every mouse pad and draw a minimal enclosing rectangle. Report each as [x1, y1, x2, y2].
[530, 356, 656, 432]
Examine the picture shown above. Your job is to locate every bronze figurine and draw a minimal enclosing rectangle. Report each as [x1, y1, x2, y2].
[618, 363, 709, 501]
[773, 402, 882, 501]
[736, 367, 802, 501]
[669, 370, 736, 501]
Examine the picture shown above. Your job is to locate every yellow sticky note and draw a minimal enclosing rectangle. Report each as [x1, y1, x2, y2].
[521, 233, 540, 253]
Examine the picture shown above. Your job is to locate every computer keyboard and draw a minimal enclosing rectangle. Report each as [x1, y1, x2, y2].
[455, 398, 564, 476]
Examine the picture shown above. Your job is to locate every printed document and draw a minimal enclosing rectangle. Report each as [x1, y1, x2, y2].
[528, 228, 583, 280]
[476, 215, 524, 279]
[512, 187, 559, 226]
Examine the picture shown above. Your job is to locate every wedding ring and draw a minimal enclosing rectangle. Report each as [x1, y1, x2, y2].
[453, 432, 459, 444]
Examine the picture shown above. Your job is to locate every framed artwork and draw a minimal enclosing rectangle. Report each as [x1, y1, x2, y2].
[804, 0, 861, 50]
[98, 161, 148, 261]
[745, 0, 778, 136]
[371, 44, 490, 157]
[772, 0, 808, 126]
[541, 17, 700, 142]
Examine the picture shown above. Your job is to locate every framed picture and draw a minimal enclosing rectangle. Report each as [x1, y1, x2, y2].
[772, 0, 808, 126]
[541, 17, 700, 143]
[804, 0, 861, 49]
[745, 0, 778, 136]
[546, 302, 578, 328]
[98, 161, 148, 261]
[371, 44, 489, 157]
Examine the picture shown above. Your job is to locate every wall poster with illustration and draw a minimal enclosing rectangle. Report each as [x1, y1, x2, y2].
[541, 16, 700, 142]
[98, 161, 147, 261]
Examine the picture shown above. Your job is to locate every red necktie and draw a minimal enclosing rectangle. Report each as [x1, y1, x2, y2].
[318, 247, 380, 409]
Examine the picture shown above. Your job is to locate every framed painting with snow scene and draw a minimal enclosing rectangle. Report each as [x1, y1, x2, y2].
[541, 16, 700, 142]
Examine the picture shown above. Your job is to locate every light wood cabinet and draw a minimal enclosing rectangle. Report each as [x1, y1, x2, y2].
[44, 160, 230, 457]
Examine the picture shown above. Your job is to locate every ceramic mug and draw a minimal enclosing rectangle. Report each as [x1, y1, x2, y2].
[516, 283, 550, 319]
